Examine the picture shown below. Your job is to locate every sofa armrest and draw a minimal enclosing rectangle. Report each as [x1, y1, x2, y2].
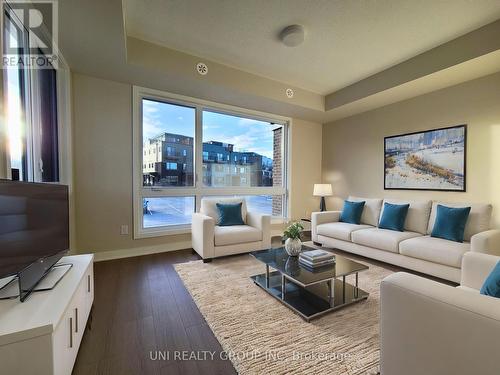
[247, 212, 271, 249]
[461, 252, 500, 290]
[381, 272, 500, 375]
[471, 229, 500, 256]
[191, 213, 215, 259]
[311, 211, 341, 242]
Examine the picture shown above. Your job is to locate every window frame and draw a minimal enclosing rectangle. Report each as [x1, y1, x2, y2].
[2, 4, 68, 184]
[133, 86, 290, 238]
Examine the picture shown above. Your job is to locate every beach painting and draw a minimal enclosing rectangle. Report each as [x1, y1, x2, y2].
[384, 125, 466, 191]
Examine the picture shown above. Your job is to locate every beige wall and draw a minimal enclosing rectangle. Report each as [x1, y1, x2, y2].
[289, 119, 323, 219]
[322, 71, 500, 228]
[72, 73, 322, 256]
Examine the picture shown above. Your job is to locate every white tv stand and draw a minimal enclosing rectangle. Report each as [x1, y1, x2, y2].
[0, 254, 94, 375]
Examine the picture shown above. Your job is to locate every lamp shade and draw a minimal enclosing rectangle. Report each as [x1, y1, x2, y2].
[313, 184, 333, 197]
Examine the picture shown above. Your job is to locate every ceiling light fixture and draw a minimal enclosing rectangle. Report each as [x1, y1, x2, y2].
[279, 25, 305, 47]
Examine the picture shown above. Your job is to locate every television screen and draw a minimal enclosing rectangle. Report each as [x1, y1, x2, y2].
[0, 180, 69, 280]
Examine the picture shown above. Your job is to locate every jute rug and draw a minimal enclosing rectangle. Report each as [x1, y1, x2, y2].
[175, 250, 392, 375]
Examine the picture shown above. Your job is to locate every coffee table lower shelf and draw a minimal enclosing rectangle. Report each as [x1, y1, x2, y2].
[251, 271, 369, 322]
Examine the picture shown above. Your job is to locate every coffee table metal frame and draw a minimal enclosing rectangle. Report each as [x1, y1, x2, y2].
[251, 250, 369, 322]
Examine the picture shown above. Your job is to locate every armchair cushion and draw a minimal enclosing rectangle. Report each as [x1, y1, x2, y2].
[214, 225, 262, 246]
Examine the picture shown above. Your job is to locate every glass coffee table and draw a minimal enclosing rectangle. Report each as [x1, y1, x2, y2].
[250, 246, 369, 322]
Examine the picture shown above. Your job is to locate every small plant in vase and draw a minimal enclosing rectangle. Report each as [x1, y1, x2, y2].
[283, 222, 304, 256]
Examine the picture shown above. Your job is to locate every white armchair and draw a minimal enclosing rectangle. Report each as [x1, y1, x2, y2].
[380, 252, 500, 375]
[191, 197, 271, 262]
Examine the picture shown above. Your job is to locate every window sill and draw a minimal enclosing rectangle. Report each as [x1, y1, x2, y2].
[135, 225, 191, 239]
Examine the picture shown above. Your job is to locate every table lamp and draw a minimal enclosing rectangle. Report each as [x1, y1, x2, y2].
[313, 184, 333, 212]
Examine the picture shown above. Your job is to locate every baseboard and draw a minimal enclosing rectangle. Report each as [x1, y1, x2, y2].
[91, 241, 193, 262]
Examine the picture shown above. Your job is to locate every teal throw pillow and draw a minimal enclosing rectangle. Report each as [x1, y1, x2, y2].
[340, 200, 365, 225]
[480, 261, 500, 298]
[379, 203, 410, 232]
[216, 202, 245, 226]
[431, 205, 471, 243]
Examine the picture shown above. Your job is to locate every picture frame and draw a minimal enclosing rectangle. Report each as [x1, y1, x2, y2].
[384, 124, 467, 192]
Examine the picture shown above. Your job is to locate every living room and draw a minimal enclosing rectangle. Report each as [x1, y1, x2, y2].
[1, 1, 500, 374]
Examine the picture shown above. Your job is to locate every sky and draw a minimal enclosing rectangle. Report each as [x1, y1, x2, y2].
[143, 99, 281, 159]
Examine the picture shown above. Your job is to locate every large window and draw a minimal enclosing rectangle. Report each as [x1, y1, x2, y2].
[133, 87, 289, 237]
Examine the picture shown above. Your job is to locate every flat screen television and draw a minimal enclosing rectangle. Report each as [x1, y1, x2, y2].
[0, 180, 69, 301]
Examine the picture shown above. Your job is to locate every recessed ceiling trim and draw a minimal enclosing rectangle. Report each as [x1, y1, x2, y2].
[325, 19, 500, 111]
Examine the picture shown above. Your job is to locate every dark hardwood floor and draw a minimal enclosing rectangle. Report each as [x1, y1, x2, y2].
[73, 249, 237, 375]
[73, 244, 455, 375]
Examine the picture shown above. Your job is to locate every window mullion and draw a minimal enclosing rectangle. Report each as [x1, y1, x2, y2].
[194, 105, 203, 212]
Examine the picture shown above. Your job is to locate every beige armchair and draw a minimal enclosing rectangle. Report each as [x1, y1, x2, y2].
[191, 197, 271, 262]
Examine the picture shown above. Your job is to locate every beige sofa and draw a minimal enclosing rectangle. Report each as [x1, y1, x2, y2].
[312, 196, 500, 282]
[192, 197, 271, 262]
[380, 252, 500, 375]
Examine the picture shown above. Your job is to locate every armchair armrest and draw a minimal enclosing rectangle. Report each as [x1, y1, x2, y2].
[471, 229, 500, 256]
[311, 211, 341, 242]
[191, 213, 215, 259]
[461, 252, 500, 290]
[247, 212, 271, 248]
[381, 272, 500, 375]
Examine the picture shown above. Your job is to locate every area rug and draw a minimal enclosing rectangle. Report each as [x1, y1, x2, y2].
[175, 251, 392, 375]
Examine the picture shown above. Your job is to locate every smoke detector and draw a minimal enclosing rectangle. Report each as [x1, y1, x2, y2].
[279, 25, 305, 47]
[196, 62, 208, 75]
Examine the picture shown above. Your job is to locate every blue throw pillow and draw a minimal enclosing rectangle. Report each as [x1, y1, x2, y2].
[379, 203, 410, 232]
[480, 261, 500, 298]
[431, 205, 471, 243]
[340, 200, 365, 225]
[216, 202, 245, 226]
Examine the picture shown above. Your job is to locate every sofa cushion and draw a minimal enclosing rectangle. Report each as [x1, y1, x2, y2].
[382, 199, 432, 234]
[316, 222, 372, 242]
[399, 235, 470, 268]
[201, 197, 248, 224]
[352, 228, 421, 253]
[348, 196, 383, 226]
[214, 225, 261, 246]
[427, 201, 492, 241]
